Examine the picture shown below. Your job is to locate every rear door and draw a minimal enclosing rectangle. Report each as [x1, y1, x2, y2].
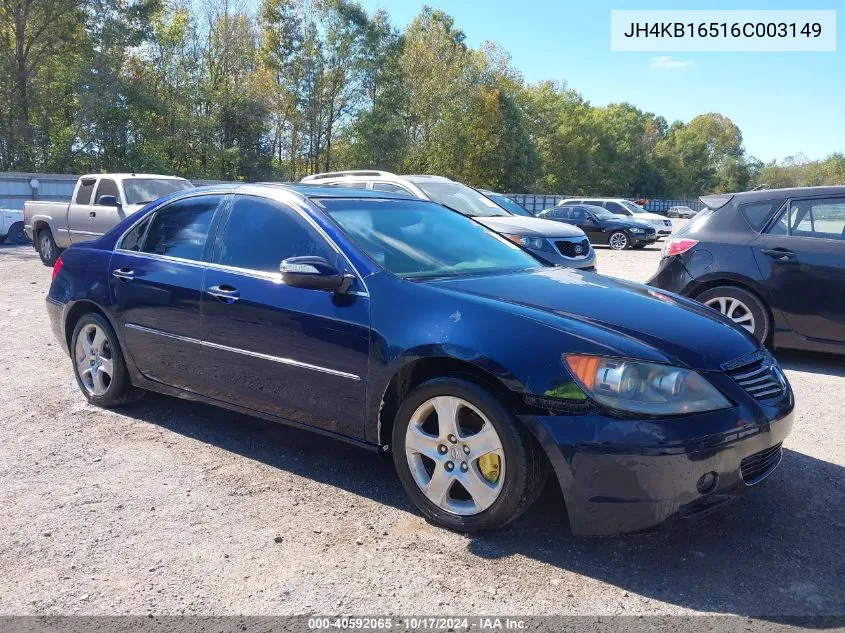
[68, 177, 98, 243]
[110, 193, 225, 390]
[752, 195, 845, 344]
[200, 194, 370, 439]
[88, 178, 127, 237]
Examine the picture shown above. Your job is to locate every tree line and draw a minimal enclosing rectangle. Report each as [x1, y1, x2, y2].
[1, 0, 842, 196]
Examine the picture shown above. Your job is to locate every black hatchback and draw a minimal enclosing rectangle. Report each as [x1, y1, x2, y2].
[648, 186, 845, 354]
[538, 204, 657, 250]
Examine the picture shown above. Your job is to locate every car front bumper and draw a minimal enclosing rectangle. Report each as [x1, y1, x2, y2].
[531, 246, 597, 271]
[519, 379, 794, 536]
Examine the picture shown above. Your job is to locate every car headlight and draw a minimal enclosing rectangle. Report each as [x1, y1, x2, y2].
[630, 228, 644, 234]
[503, 234, 553, 252]
[564, 355, 732, 416]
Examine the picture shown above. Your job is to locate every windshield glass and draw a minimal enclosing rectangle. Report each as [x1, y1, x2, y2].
[585, 206, 616, 220]
[620, 200, 648, 215]
[124, 178, 194, 205]
[484, 192, 531, 216]
[322, 198, 541, 279]
[413, 180, 510, 218]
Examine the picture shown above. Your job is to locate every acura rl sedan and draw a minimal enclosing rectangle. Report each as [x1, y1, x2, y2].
[46, 184, 793, 535]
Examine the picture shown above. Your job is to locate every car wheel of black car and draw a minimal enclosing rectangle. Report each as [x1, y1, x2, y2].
[71, 313, 143, 407]
[696, 286, 771, 343]
[37, 228, 60, 266]
[7, 222, 28, 244]
[392, 377, 546, 533]
[608, 231, 630, 250]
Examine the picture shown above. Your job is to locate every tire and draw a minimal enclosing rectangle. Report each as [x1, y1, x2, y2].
[608, 231, 630, 250]
[0, 236, 5, 244]
[36, 228, 60, 266]
[7, 222, 28, 244]
[392, 377, 547, 533]
[695, 286, 771, 343]
[70, 312, 143, 407]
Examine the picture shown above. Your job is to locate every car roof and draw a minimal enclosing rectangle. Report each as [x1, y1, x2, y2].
[189, 182, 415, 202]
[701, 185, 845, 209]
[80, 173, 188, 180]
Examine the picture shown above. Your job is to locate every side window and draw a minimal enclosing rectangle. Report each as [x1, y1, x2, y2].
[605, 201, 625, 214]
[121, 215, 152, 251]
[740, 200, 782, 231]
[215, 196, 336, 273]
[583, 199, 604, 207]
[571, 208, 586, 220]
[329, 181, 369, 190]
[777, 197, 845, 240]
[94, 179, 120, 205]
[140, 195, 221, 261]
[372, 182, 411, 195]
[550, 208, 568, 219]
[75, 179, 96, 205]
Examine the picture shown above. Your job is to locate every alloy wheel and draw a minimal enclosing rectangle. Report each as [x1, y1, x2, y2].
[40, 234, 53, 261]
[404, 396, 505, 516]
[74, 323, 114, 396]
[704, 296, 756, 334]
[609, 232, 628, 250]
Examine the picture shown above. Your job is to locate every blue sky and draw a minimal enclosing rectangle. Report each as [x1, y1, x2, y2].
[356, 0, 844, 163]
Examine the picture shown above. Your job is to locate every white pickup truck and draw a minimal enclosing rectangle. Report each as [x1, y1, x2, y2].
[24, 173, 193, 265]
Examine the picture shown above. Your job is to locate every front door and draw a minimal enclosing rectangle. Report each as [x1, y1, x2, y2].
[752, 195, 845, 344]
[67, 177, 98, 243]
[200, 194, 370, 439]
[88, 178, 128, 237]
[110, 193, 225, 390]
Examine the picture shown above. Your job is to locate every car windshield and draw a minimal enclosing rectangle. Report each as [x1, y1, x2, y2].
[413, 180, 510, 218]
[124, 178, 194, 205]
[620, 200, 648, 215]
[586, 207, 616, 220]
[321, 198, 541, 279]
[484, 192, 532, 216]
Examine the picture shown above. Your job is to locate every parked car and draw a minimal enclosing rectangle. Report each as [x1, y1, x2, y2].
[559, 198, 673, 238]
[648, 186, 845, 354]
[25, 173, 194, 266]
[667, 205, 697, 219]
[47, 183, 793, 535]
[477, 190, 533, 217]
[0, 208, 28, 244]
[300, 171, 595, 270]
[537, 204, 657, 250]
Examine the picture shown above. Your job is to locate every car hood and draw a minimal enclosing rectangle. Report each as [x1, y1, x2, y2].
[474, 215, 585, 238]
[634, 212, 670, 223]
[424, 267, 758, 371]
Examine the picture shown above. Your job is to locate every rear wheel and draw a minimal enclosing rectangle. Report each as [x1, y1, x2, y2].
[70, 313, 143, 407]
[696, 286, 771, 343]
[392, 377, 546, 533]
[7, 222, 27, 244]
[36, 228, 59, 266]
[608, 231, 630, 250]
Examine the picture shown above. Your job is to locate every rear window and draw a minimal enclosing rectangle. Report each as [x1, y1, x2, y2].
[740, 200, 783, 231]
[676, 207, 716, 235]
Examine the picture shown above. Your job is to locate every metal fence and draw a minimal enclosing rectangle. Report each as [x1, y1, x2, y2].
[504, 193, 705, 215]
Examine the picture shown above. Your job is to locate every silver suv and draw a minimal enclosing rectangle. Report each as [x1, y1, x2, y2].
[302, 171, 596, 270]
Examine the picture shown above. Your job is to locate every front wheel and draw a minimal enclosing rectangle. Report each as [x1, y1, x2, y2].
[608, 231, 630, 250]
[71, 313, 143, 407]
[7, 222, 27, 244]
[392, 378, 546, 533]
[696, 286, 771, 343]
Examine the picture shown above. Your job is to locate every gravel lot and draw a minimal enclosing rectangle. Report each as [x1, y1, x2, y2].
[0, 228, 843, 618]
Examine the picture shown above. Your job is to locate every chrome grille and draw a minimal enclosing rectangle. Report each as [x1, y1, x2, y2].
[741, 443, 783, 485]
[724, 351, 785, 400]
[555, 238, 590, 258]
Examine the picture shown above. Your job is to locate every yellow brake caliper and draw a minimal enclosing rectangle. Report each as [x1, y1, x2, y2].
[478, 453, 501, 483]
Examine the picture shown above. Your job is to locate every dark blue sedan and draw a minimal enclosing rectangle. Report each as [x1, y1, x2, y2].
[46, 184, 794, 535]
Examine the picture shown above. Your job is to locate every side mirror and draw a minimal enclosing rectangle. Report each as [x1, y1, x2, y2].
[280, 256, 353, 293]
[97, 195, 121, 209]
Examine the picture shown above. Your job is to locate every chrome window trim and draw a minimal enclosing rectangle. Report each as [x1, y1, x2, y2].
[125, 323, 361, 381]
[114, 188, 370, 296]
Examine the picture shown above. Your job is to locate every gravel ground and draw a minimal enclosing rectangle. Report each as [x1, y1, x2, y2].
[0, 231, 843, 618]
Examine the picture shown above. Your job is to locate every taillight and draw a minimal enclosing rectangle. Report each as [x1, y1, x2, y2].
[663, 238, 698, 258]
[51, 256, 63, 280]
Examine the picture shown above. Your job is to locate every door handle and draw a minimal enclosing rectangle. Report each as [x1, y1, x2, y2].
[760, 248, 796, 262]
[112, 268, 134, 281]
[89, 211, 96, 217]
[207, 284, 240, 303]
